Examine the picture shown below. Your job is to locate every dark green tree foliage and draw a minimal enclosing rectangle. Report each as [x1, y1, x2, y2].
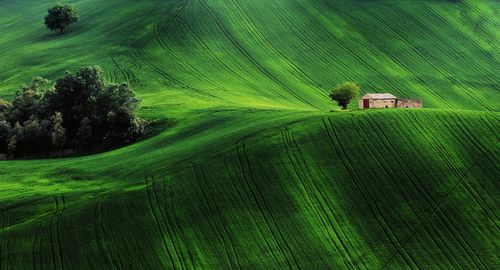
[44, 4, 79, 34]
[329, 82, 360, 110]
[0, 66, 145, 158]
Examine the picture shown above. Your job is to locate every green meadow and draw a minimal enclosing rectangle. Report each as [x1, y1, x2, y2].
[0, 0, 499, 268]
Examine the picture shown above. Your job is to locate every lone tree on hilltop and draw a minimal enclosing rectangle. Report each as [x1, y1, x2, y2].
[44, 4, 79, 34]
[329, 82, 360, 110]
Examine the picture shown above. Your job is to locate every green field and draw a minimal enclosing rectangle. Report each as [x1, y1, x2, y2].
[0, 0, 499, 269]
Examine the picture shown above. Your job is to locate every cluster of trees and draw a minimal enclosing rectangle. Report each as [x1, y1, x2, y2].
[0, 66, 146, 158]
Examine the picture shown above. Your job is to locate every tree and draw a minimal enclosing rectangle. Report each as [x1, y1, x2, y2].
[0, 66, 145, 157]
[44, 4, 79, 34]
[0, 99, 12, 120]
[0, 120, 12, 153]
[329, 82, 360, 110]
[8, 77, 48, 124]
[51, 112, 66, 148]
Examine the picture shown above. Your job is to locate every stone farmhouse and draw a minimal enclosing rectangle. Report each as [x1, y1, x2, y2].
[359, 93, 422, 109]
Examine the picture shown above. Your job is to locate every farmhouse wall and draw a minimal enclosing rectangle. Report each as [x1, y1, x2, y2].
[370, 99, 397, 108]
[397, 98, 422, 108]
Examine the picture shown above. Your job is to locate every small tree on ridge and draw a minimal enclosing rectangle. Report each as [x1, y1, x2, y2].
[329, 82, 360, 110]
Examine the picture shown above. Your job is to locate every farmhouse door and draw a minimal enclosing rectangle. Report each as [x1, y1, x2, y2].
[363, 99, 369, 108]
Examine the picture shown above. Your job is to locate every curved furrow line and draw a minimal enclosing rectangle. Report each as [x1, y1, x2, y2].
[223, 153, 281, 267]
[335, 4, 449, 103]
[56, 197, 65, 270]
[192, 164, 237, 269]
[199, 0, 321, 109]
[93, 194, 115, 269]
[407, 112, 466, 178]
[48, 197, 61, 270]
[31, 224, 42, 270]
[235, 138, 297, 269]
[392, 111, 495, 269]
[0, 213, 7, 270]
[229, 0, 325, 92]
[289, 128, 371, 269]
[353, 115, 463, 268]
[322, 117, 421, 269]
[350, 116, 460, 269]
[152, 1, 244, 104]
[280, 128, 350, 268]
[379, 137, 498, 270]
[155, 17, 236, 94]
[161, 180, 197, 270]
[280, 128, 359, 269]
[449, 112, 499, 166]
[144, 177, 177, 270]
[363, 113, 489, 269]
[421, 4, 498, 82]
[151, 176, 189, 270]
[134, 50, 223, 101]
[263, 1, 343, 92]
[288, 0, 365, 83]
[173, 18, 269, 97]
[459, 2, 499, 45]
[104, 195, 126, 270]
[479, 114, 500, 136]
[394, 6, 495, 111]
[198, 0, 295, 103]
[302, 0, 422, 96]
[302, 0, 428, 100]
[110, 55, 132, 85]
[443, 113, 500, 225]
[352, 7, 455, 108]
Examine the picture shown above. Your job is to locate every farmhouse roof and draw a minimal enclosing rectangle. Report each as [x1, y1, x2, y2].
[361, 93, 397, 100]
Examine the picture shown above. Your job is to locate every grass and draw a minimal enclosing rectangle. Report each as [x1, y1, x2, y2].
[0, 0, 499, 268]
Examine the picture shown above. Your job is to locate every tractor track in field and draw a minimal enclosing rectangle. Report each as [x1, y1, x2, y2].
[48, 196, 65, 270]
[349, 116, 461, 268]
[321, 117, 421, 269]
[161, 179, 198, 269]
[228, 0, 325, 93]
[31, 224, 43, 270]
[421, 5, 498, 80]
[391, 6, 495, 111]
[479, 115, 500, 136]
[199, 0, 321, 110]
[280, 127, 366, 269]
[150, 0, 241, 105]
[270, 0, 357, 85]
[222, 153, 283, 266]
[298, 0, 420, 99]
[378, 111, 494, 269]
[382, 114, 490, 269]
[0, 213, 8, 270]
[94, 193, 116, 269]
[152, 176, 192, 270]
[235, 138, 301, 269]
[172, 18, 266, 97]
[379, 139, 498, 270]
[154, 9, 239, 97]
[351, 7, 454, 109]
[192, 164, 241, 269]
[144, 176, 179, 270]
[104, 193, 126, 270]
[427, 109, 500, 224]
[362, 114, 488, 269]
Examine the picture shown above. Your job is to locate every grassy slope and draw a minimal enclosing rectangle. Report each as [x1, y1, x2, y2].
[0, 0, 499, 269]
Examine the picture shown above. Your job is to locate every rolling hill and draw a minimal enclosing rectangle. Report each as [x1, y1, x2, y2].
[0, 0, 499, 269]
